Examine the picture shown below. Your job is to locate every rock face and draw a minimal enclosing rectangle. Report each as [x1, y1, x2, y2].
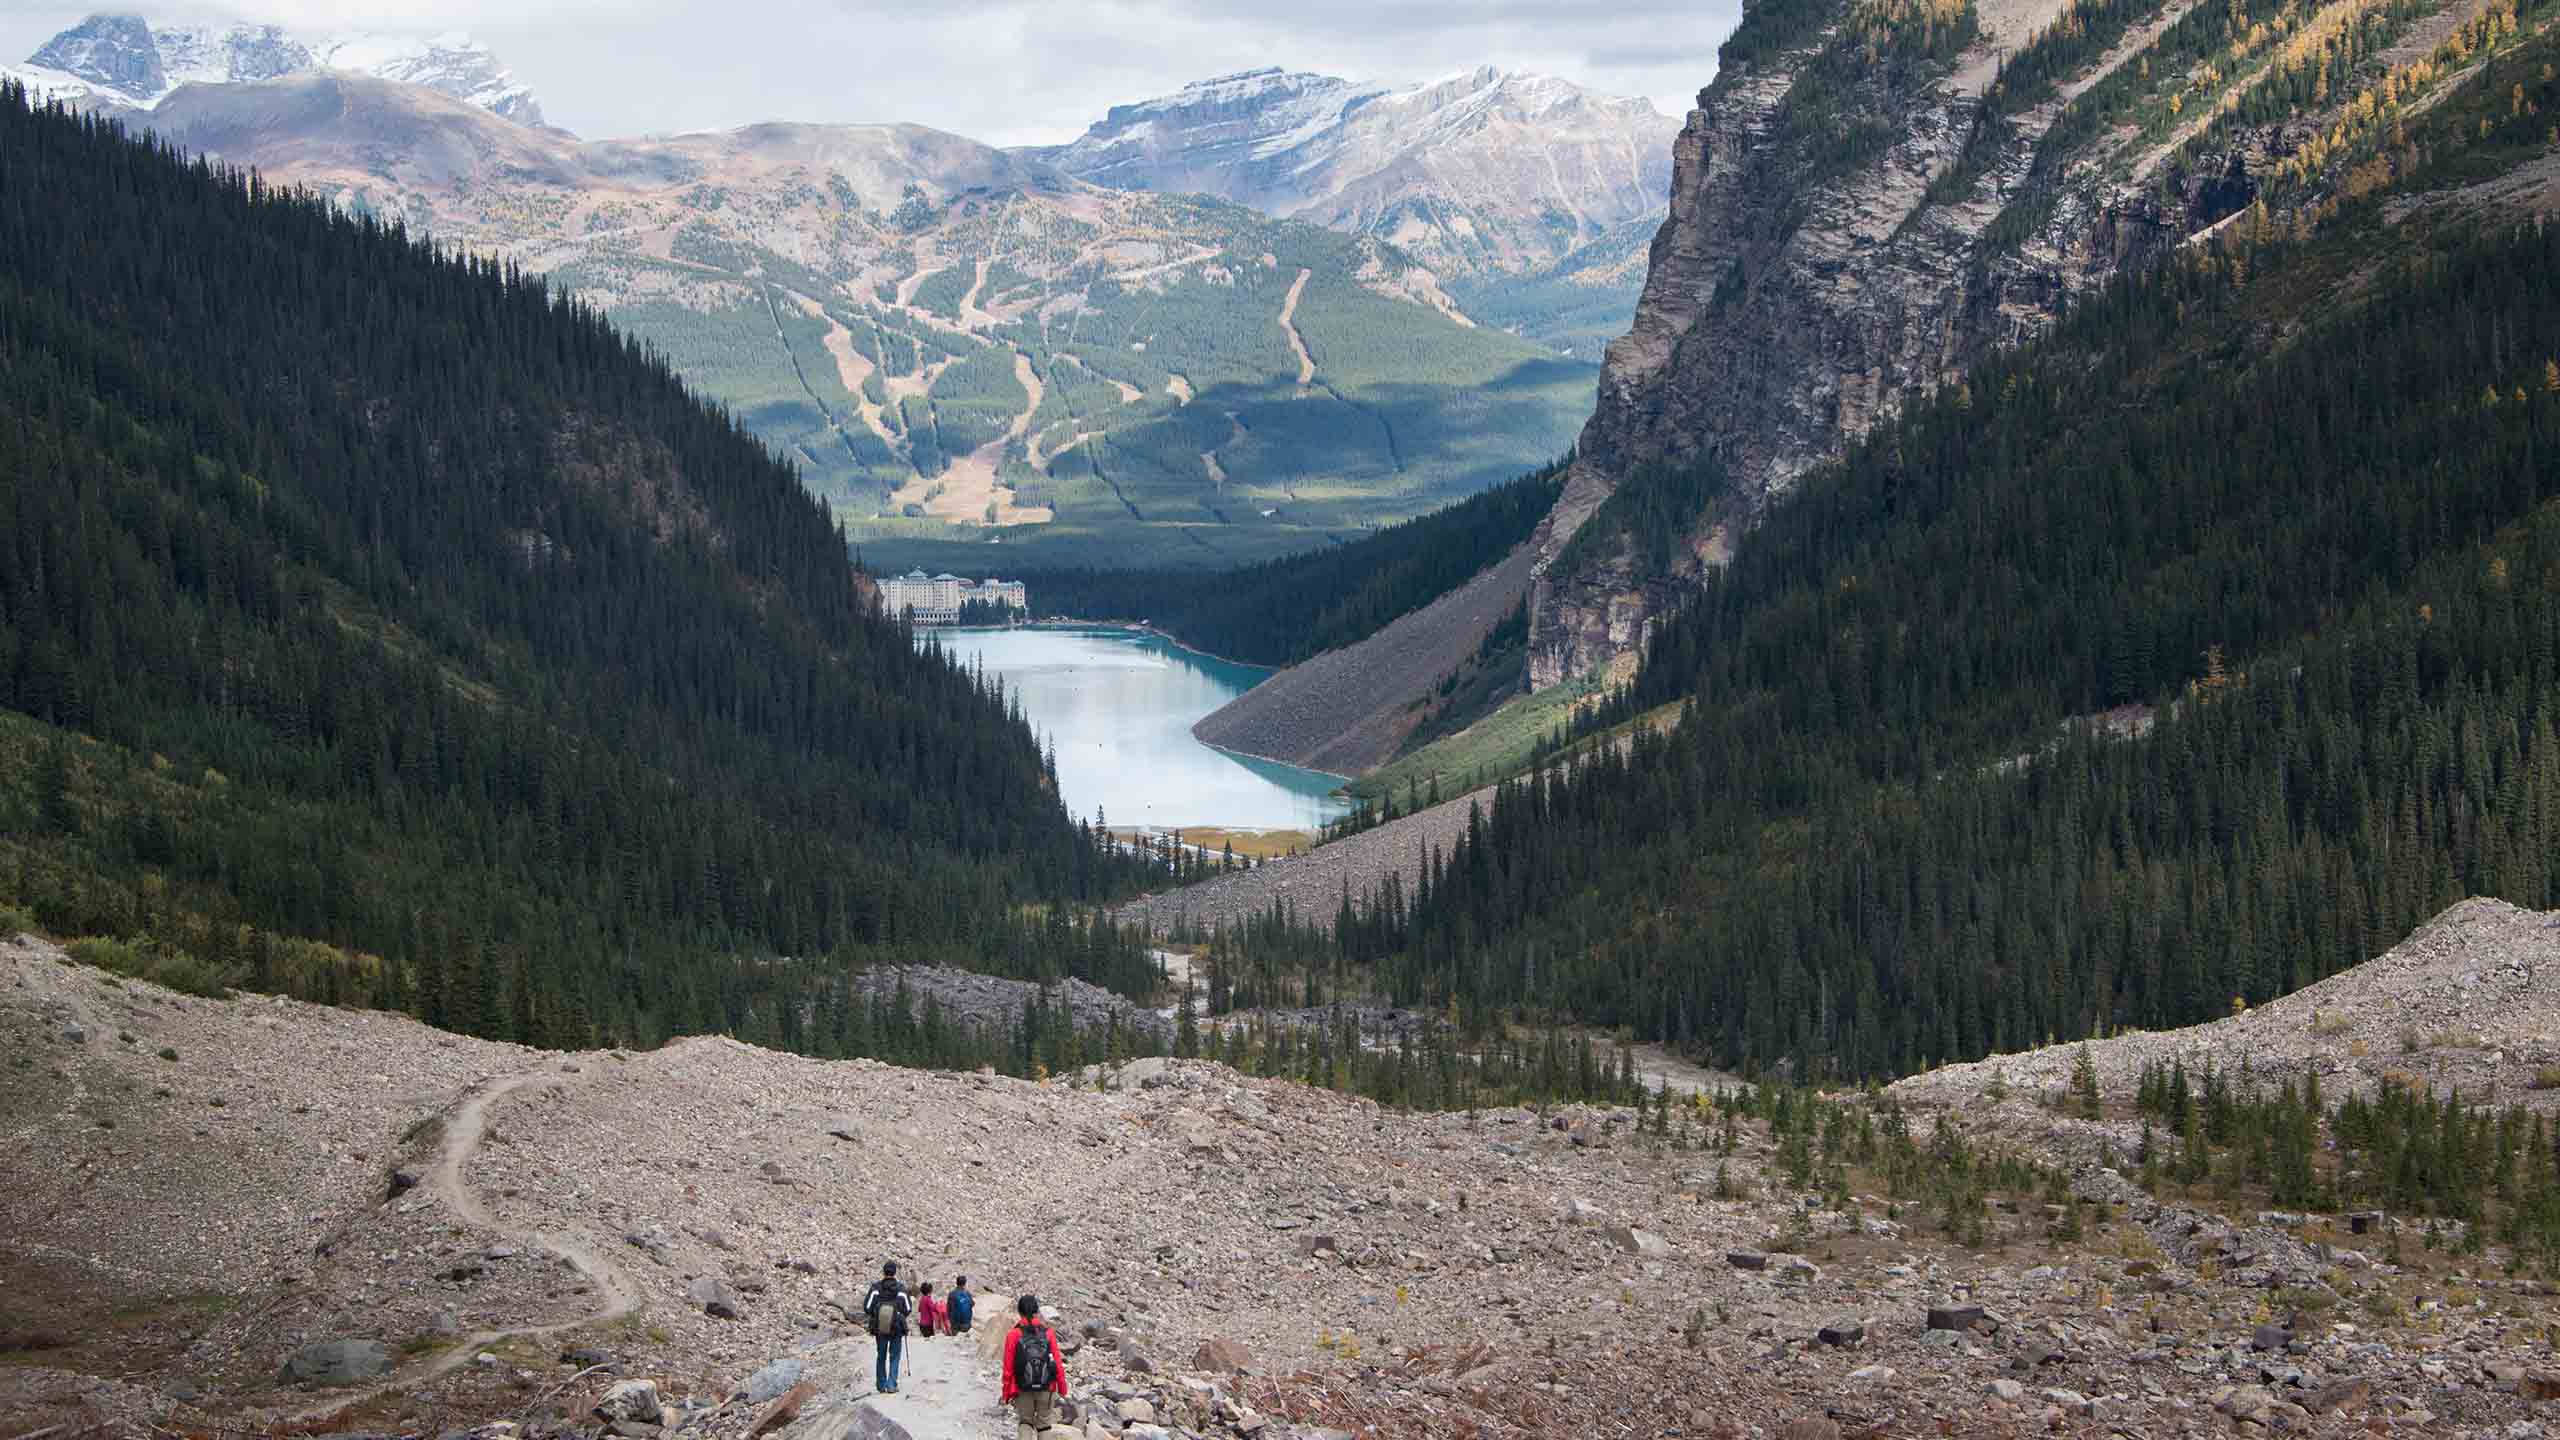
[12, 14, 544, 124]
[1033, 67, 1679, 285]
[1526, 0, 2428, 686]
[278, 1337, 389, 1386]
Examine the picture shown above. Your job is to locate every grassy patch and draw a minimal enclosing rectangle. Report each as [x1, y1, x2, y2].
[1351, 683, 1586, 804]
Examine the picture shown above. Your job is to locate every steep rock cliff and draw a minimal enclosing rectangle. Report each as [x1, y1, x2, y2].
[1530, 0, 2464, 686]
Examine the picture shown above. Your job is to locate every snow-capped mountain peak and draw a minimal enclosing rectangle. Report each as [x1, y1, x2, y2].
[10, 13, 544, 127]
[1029, 65, 1679, 281]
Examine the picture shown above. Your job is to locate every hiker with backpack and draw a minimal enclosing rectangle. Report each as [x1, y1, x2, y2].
[948, 1276, 976, 1335]
[860, 1261, 911, 1393]
[999, 1293, 1068, 1438]
[915, 1280, 944, 1339]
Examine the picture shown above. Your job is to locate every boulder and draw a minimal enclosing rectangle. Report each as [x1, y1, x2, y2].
[1605, 1225, 1673, 1257]
[1725, 1250, 1768, 1271]
[1816, 1318, 1865, 1347]
[279, 1338, 391, 1387]
[2216, 1384, 2277, 1421]
[1118, 1056, 1173, 1089]
[1116, 1398, 1157, 1424]
[595, 1379, 661, 1424]
[1172, 1110, 1224, 1155]
[689, 1275, 743, 1319]
[2251, 1323, 2294, 1351]
[2306, 1379, 2370, 1413]
[1565, 1197, 1606, 1224]
[750, 1381, 814, 1437]
[1194, 1337, 1254, 1373]
[1926, 1304, 1986, 1331]
[1988, 1379, 2026, 1402]
[790, 1401, 915, 1440]
[742, 1357, 804, 1405]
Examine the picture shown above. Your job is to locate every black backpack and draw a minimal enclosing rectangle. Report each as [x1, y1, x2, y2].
[1013, 1323, 1056, 1392]
[868, 1282, 905, 1338]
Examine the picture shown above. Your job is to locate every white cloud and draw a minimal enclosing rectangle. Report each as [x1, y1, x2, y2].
[0, 0, 1732, 144]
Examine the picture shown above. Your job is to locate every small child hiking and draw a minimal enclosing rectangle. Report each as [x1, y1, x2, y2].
[915, 1280, 945, 1338]
[998, 1293, 1067, 1438]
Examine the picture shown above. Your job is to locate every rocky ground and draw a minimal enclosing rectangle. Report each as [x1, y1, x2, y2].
[1892, 898, 2560, 1118]
[1111, 785, 1496, 938]
[856, 965, 1171, 1045]
[8, 903, 2560, 1439]
[1190, 544, 1540, 777]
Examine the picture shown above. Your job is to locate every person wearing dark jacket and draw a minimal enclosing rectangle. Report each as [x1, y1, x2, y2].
[860, 1261, 911, 1393]
[998, 1293, 1068, 1437]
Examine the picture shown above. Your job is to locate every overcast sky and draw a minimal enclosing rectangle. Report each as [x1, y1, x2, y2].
[0, 1, 1734, 144]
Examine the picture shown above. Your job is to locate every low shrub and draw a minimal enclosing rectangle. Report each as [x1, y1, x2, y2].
[63, 935, 242, 998]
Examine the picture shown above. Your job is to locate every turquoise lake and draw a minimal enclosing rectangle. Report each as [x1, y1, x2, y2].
[935, 627, 1355, 832]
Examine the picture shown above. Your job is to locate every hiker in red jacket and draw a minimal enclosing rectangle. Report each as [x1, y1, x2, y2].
[998, 1293, 1068, 1437]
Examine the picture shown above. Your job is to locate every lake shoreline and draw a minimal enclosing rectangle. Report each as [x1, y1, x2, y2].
[932, 626, 1352, 832]
[945, 617, 1275, 674]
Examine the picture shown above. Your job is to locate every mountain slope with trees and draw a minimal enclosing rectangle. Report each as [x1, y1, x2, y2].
[0, 86, 1157, 1050]
[1015, 461, 1563, 666]
[1195, 12, 2560, 1077]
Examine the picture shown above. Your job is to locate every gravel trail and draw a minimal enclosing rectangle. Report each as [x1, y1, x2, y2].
[290, 1060, 651, 1421]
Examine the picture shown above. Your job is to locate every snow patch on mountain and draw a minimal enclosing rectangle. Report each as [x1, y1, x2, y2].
[15, 13, 544, 127]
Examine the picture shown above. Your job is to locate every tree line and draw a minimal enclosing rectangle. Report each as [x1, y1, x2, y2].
[1017, 461, 1565, 665]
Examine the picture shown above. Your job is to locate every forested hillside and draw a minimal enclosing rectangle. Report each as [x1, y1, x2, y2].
[1208, 19, 2560, 1077]
[0, 86, 1155, 1050]
[1015, 462, 1564, 666]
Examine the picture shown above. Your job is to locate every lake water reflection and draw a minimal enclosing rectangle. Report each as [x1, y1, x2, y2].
[935, 627, 1354, 832]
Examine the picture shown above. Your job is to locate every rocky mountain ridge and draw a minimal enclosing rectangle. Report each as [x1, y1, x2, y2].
[1032, 65, 1681, 358]
[1033, 65, 1677, 278]
[117, 72, 1590, 569]
[1526, 0, 2548, 687]
[9, 12, 544, 125]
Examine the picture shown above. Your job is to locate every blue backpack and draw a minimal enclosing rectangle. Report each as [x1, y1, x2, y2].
[952, 1289, 975, 1327]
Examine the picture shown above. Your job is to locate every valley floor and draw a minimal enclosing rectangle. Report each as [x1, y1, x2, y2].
[9, 909, 2560, 1439]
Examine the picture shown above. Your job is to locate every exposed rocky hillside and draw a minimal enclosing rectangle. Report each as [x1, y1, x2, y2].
[7, 13, 544, 124]
[1893, 898, 2560, 1119]
[1189, 543, 1540, 775]
[16, 904, 2560, 1439]
[1031, 67, 1682, 358]
[119, 74, 1590, 570]
[1112, 782, 1499, 937]
[1528, 0, 2552, 687]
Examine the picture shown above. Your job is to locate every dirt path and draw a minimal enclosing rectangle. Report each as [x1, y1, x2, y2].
[1277, 269, 1316, 388]
[851, 1327, 1009, 1440]
[290, 1066, 644, 1421]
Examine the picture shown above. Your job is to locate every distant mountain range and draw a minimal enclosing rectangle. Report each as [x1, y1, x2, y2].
[6, 14, 1677, 567]
[1028, 67, 1680, 357]
[5, 13, 542, 124]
